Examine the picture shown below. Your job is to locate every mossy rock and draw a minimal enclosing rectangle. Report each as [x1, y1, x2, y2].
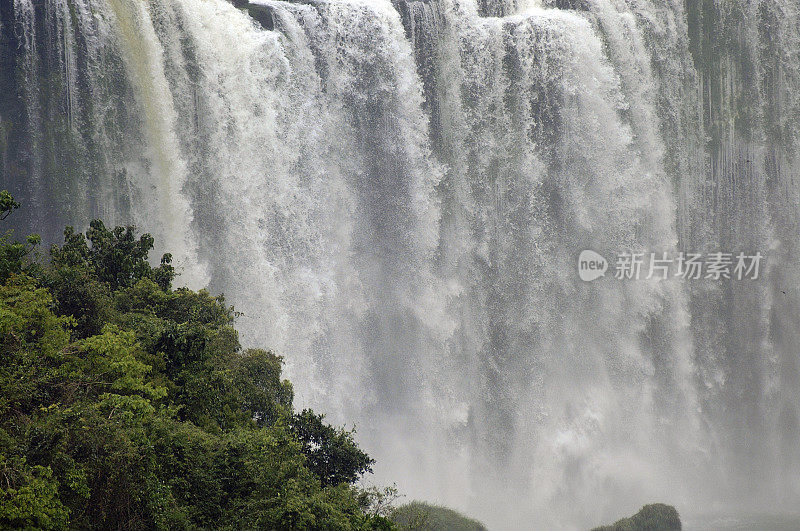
[391, 501, 487, 531]
[593, 504, 681, 531]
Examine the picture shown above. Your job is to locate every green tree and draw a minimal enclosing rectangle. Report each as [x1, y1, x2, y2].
[0, 202, 393, 529]
[592, 504, 681, 531]
[50, 220, 174, 291]
[291, 409, 375, 487]
[0, 191, 40, 282]
[0, 190, 19, 220]
[0, 459, 69, 530]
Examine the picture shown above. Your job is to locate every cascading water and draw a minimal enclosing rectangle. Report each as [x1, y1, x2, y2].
[2, 0, 799, 528]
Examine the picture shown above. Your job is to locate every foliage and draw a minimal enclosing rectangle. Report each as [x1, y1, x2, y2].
[592, 504, 682, 531]
[49, 220, 174, 291]
[0, 191, 39, 281]
[390, 502, 487, 531]
[291, 409, 375, 487]
[0, 459, 69, 530]
[0, 190, 19, 220]
[358, 485, 401, 519]
[0, 192, 392, 529]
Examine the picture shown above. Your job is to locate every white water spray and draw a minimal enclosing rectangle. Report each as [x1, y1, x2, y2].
[3, 0, 800, 528]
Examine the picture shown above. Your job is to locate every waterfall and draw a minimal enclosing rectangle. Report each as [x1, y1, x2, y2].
[2, 0, 800, 528]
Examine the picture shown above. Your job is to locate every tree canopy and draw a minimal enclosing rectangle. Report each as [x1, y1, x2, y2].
[0, 192, 392, 529]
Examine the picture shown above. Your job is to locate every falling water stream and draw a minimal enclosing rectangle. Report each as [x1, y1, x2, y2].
[2, 0, 800, 527]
